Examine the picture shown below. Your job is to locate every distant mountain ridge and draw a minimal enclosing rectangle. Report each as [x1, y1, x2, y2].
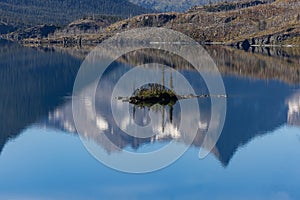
[0, 0, 153, 28]
[128, 0, 236, 12]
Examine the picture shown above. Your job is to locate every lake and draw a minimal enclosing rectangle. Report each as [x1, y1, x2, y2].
[0, 39, 300, 199]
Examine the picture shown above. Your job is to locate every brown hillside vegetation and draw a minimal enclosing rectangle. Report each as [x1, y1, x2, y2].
[16, 0, 300, 47]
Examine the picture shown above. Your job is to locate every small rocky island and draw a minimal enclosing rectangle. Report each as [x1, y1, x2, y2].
[123, 83, 178, 108]
[117, 83, 227, 108]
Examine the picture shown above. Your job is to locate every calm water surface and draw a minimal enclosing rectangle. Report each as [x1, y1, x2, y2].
[0, 40, 300, 199]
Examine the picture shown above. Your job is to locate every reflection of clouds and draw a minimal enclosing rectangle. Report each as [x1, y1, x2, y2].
[287, 92, 300, 126]
[48, 108, 76, 133]
[120, 115, 131, 132]
[46, 82, 212, 154]
[45, 62, 222, 156]
[96, 115, 108, 131]
[154, 122, 180, 140]
[198, 121, 208, 130]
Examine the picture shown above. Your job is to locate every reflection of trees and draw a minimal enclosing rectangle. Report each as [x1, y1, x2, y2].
[115, 47, 300, 84]
[128, 71, 177, 130]
[207, 46, 300, 83]
[34, 44, 300, 84]
[0, 41, 81, 154]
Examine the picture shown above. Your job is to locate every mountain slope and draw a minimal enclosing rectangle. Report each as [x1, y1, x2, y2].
[10, 0, 300, 47]
[5, 15, 123, 41]
[97, 0, 300, 46]
[0, 0, 153, 28]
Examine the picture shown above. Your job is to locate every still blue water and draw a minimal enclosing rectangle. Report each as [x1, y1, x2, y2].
[0, 40, 299, 199]
[1, 126, 299, 199]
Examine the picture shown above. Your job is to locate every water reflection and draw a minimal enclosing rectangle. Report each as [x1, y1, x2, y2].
[48, 48, 300, 166]
[0, 41, 300, 167]
[287, 92, 300, 126]
[0, 40, 81, 154]
[128, 87, 179, 138]
[50, 64, 299, 166]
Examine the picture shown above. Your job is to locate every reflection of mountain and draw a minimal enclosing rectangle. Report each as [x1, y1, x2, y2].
[215, 76, 291, 165]
[0, 41, 81, 154]
[47, 62, 211, 152]
[46, 58, 297, 166]
[1, 42, 299, 167]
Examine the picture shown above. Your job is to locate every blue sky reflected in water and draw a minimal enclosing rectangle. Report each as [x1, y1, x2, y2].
[0, 125, 299, 200]
[1, 42, 300, 199]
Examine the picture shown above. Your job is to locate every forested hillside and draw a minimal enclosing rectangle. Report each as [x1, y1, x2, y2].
[0, 0, 153, 28]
